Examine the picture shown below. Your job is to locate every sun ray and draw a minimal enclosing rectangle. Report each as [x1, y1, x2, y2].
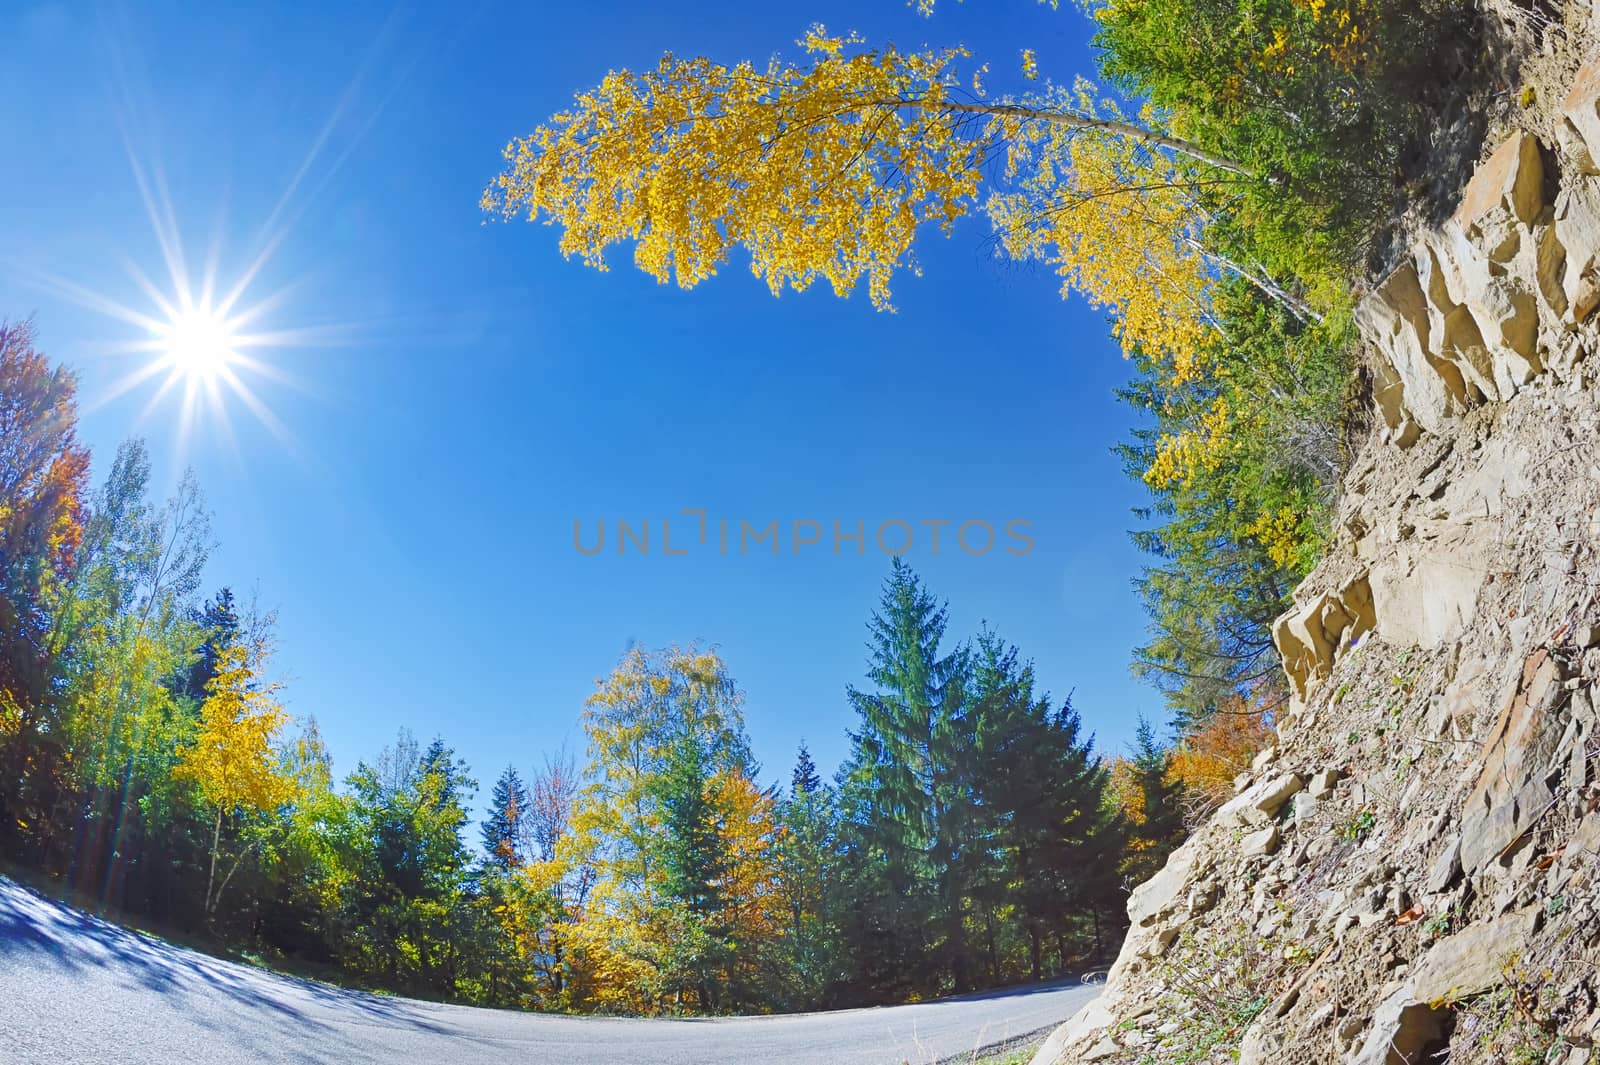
[81, 358, 178, 415]
[1, 262, 170, 335]
[134, 367, 187, 432]
[123, 143, 191, 307]
[217, 363, 302, 455]
[221, 352, 314, 396]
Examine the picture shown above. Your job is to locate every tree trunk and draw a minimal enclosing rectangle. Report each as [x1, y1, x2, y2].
[947, 896, 969, 993]
[933, 101, 1251, 176]
[205, 808, 222, 917]
[984, 912, 999, 985]
[211, 846, 252, 918]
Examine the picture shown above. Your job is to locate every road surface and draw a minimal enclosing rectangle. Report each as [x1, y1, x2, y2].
[0, 877, 1097, 1065]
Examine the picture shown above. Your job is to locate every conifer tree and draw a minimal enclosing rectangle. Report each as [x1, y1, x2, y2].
[482, 765, 530, 869]
[790, 742, 821, 796]
[1119, 718, 1186, 884]
[775, 743, 837, 1009]
[966, 630, 1123, 973]
[656, 731, 726, 920]
[420, 736, 471, 810]
[179, 587, 240, 703]
[652, 728, 732, 1007]
[839, 559, 973, 994]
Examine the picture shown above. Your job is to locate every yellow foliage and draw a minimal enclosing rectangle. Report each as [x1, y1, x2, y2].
[912, 0, 1060, 14]
[484, 30, 984, 311]
[1106, 756, 1146, 833]
[0, 691, 22, 739]
[550, 646, 786, 1013]
[710, 769, 785, 958]
[987, 86, 1221, 384]
[65, 622, 192, 793]
[1143, 395, 1231, 490]
[1259, 0, 1374, 75]
[1243, 504, 1306, 568]
[176, 642, 296, 816]
[486, 30, 1236, 335]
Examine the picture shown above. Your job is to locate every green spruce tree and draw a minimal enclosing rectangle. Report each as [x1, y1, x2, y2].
[482, 765, 530, 869]
[775, 742, 838, 1008]
[838, 559, 973, 996]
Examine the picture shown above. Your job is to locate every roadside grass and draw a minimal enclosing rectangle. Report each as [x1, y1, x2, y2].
[964, 1040, 1043, 1065]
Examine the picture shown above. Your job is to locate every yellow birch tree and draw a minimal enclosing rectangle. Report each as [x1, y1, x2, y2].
[483, 25, 1247, 334]
[176, 635, 297, 917]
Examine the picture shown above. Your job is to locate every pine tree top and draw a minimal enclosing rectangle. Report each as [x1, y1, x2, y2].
[791, 743, 821, 796]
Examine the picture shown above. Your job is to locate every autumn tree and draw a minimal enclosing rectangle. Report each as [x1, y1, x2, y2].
[1166, 693, 1274, 825]
[558, 646, 783, 1013]
[484, 25, 1263, 344]
[527, 751, 580, 863]
[176, 629, 297, 917]
[0, 321, 90, 857]
[518, 750, 589, 1005]
[709, 768, 785, 1009]
[0, 320, 89, 738]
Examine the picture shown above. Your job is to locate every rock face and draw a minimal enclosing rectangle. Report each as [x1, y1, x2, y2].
[1275, 578, 1375, 702]
[1358, 127, 1569, 448]
[1032, 39, 1600, 1065]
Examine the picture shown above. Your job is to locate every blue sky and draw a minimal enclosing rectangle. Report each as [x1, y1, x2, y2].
[1, 1, 1159, 804]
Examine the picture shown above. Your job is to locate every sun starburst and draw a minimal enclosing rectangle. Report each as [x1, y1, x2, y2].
[4, 15, 418, 464]
[156, 304, 237, 384]
[12, 153, 325, 461]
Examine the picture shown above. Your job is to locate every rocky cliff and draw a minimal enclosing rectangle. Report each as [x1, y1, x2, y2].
[1034, 14, 1600, 1065]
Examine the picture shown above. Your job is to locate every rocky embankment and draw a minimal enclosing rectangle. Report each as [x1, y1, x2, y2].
[1034, 38, 1600, 1065]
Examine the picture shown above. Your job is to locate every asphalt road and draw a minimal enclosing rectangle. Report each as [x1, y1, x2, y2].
[0, 877, 1098, 1065]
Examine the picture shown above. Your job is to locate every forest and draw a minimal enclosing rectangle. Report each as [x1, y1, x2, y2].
[0, 319, 1205, 1012]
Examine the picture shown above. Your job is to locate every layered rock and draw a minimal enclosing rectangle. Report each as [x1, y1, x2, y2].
[1033, 49, 1600, 1065]
[1361, 128, 1577, 446]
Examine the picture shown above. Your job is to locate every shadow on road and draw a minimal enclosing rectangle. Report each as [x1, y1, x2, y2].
[0, 877, 453, 1038]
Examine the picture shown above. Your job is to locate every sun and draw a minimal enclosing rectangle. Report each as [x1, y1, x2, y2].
[155, 304, 238, 384]
[22, 135, 372, 458]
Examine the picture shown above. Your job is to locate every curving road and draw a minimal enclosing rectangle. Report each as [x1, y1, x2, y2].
[0, 877, 1097, 1065]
